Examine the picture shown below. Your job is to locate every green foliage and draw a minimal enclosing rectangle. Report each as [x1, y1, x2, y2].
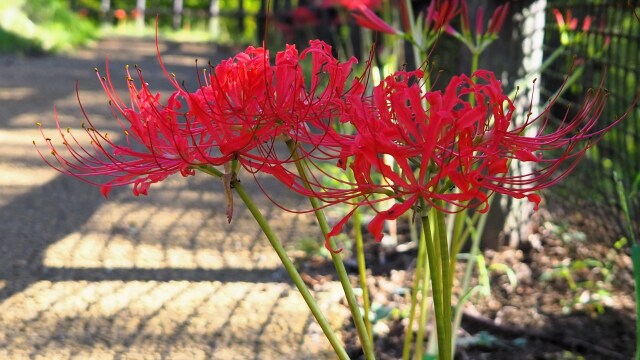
[74, 0, 263, 11]
[296, 237, 331, 259]
[0, 27, 43, 55]
[0, 0, 97, 54]
[76, 0, 262, 45]
[539, 243, 618, 316]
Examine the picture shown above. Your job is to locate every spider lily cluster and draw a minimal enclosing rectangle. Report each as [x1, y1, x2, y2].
[38, 40, 613, 242]
[35, 1, 630, 358]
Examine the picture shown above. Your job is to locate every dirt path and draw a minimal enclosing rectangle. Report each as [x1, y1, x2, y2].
[0, 37, 346, 359]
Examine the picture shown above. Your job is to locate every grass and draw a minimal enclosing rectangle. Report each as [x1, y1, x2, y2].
[0, 0, 98, 55]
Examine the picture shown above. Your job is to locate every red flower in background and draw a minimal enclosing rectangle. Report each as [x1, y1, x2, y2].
[553, 8, 592, 32]
[425, 0, 462, 34]
[446, 1, 510, 52]
[351, 5, 402, 35]
[324, 0, 381, 10]
[457, 0, 510, 37]
[553, 8, 594, 46]
[113, 9, 127, 21]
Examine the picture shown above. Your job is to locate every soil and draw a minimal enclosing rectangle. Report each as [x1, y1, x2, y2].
[297, 198, 637, 359]
[0, 36, 636, 359]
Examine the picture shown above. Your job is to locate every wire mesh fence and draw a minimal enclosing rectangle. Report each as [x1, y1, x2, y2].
[539, 0, 639, 242]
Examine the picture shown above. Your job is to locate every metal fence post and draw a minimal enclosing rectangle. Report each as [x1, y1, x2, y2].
[100, 0, 110, 22]
[173, 0, 184, 30]
[135, 0, 146, 30]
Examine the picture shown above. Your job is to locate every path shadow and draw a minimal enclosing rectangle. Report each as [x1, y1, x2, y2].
[0, 37, 240, 299]
[0, 35, 316, 288]
[0, 157, 306, 302]
[0, 175, 101, 297]
[0, 37, 337, 359]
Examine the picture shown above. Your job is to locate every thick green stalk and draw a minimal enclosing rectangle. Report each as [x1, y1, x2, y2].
[433, 203, 452, 357]
[310, 192, 375, 360]
[471, 51, 479, 75]
[233, 181, 349, 360]
[421, 208, 451, 360]
[197, 165, 224, 177]
[345, 149, 373, 343]
[353, 207, 374, 344]
[400, 0, 431, 89]
[414, 224, 431, 360]
[402, 222, 427, 360]
[286, 141, 375, 360]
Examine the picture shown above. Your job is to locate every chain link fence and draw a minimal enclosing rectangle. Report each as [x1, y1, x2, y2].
[539, 0, 639, 243]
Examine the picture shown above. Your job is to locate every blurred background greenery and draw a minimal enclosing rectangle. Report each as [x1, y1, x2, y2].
[0, 0, 264, 54]
[0, 0, 97, 54]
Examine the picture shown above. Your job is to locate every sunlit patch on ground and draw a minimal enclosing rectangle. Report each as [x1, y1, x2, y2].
[0, 280, 344, 359]
[0, 87, 36, 101]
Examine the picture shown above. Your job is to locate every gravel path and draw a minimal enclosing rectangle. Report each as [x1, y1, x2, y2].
[0, 37, 346, 359]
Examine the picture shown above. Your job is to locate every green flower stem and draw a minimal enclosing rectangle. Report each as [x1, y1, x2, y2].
[354, 206, 374, 344]
[421, 204, 452, 360]
[469, 50, 480, 105]
[286, 140, 375, 360]
[471, 51, 480, 76]
[196, 165, 224, 177]
[632, 244, 640, 360]
[434, 203, 452, 356]
[415, 226, 432, 360]
[309, 191, 376, 360]
[401, 0, 422, 72]
[197, 165, 348, 358]
[233, 180, 350, 360]
[402, 221, 427, 360]
[450, 208, 489, 352]
[450, 210, 481, 263]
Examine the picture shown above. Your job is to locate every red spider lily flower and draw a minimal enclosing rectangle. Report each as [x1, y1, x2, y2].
[351, 5, 402, 35]
[447, 1, 509, 53]
[35, 40, 361, 206]
[185, 45, 282, 159]
[35, 46, 275, 199]
[553, 8, 576, 31]
[434, 71, 614, 210]
[245, 41, 369, 208]
[318, 68, 627, 242]
[35, 64, 204, 198]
